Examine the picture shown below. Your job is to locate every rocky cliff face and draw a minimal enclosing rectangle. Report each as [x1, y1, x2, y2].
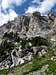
[0, 12, 56, 39]
[0, 12, 56, 70]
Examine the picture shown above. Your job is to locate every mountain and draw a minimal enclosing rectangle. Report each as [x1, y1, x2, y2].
[0, 12, 56, 39]
[0, 12, 56, 75]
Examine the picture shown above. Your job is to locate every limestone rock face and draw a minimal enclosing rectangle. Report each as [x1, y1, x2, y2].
[0, 12, 56, 39]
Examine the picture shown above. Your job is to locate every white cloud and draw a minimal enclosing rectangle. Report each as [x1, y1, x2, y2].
[12, 0, 26, 6]
[25, 6, 37, 13]
[1, 0, 10, 10]
[38, 0, 56, 14]
[0, 9, 18, 26]
[0, 0, 26, 26]
[25, 0, 56, 15]
[1, 0, 25, 10]
[8, 9, 18, 21]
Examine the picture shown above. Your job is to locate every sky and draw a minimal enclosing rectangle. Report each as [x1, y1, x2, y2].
[0, 0, 56, 26]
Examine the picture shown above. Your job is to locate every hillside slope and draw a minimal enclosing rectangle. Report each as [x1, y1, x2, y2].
[0, 12, 56, 75]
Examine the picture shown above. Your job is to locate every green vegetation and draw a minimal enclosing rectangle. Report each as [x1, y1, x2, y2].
[0, 42, 56, 75]
[0, 32, 56, 75]
[0, 39, 15, 62]
[0, 69, 8, 75]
